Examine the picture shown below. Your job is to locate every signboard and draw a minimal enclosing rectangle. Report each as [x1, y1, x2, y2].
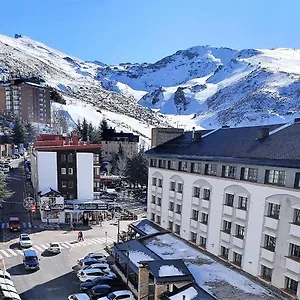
[31, 205, 36, 212]
[23, 197, 35, 210]
[64, 202, 108, 211]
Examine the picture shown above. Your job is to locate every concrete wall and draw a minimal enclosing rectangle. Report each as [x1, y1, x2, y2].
[76, 152, 93, 199]
[101, 141, 138, 161]
[37, 151, 57, 191]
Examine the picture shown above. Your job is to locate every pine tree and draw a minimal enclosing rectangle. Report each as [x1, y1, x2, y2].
[24, 122, 36, 146]
[81, 118, 88, 141]
[100, 118, 109, 140]
[12, 117, 25, 145]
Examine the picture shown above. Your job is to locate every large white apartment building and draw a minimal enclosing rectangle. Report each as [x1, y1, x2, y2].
[146, 121, 300, 299]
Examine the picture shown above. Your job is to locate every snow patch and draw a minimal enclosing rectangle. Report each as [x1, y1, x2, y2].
[158, 265, 184, 277]
[169, 287, 198, 300]
[128, 251, 154, 266]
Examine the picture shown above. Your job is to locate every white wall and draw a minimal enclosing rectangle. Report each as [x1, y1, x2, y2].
[77, 152, 93, 199]
[37, 152, 57, 191]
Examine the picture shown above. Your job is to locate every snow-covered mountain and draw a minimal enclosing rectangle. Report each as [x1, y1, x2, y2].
[0, 34, 170, 144]
[97, 46, 300, 128]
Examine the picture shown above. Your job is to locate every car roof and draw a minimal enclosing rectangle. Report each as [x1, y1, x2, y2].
[50, 242, 60, 245]
[93, 284, 111, 289]
[83, 268, 104, 273]
[9, 217, 19, 221]
[23, 249, 37, 256]
[20, 233, 29, 237]
[71, 294, 90, 300]
[111, 290, 132, 296]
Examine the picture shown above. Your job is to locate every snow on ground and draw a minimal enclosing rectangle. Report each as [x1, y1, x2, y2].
[169, 287, 198, 300]
[115, 82, 147, 100]
[145, 234, 277, 300]
[165, 114, 203, 131]
[128, 251, 154, 267]
[158, 265, 184, 277]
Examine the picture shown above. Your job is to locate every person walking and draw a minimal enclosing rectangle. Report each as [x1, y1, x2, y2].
[80, 231, 84, 241]
[77, 231, 81, 242]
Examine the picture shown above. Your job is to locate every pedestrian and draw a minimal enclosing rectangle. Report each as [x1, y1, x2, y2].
[80, 231, 84, 241]
[77, 231, 81, 242]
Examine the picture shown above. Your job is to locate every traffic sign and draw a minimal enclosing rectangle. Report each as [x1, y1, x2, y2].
[31, 205, 36, 212]
[23, 197, 35, 210]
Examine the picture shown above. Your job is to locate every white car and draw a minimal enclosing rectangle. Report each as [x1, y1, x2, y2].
[85, 252, 107, 260]
[81, 263, 110, 273]
[98, 290, 135, 300]
[47, 242, 61, 254]
[78, 268, 116, 282]
[68, 293, 90, 300]
[19, 233, 32, 248]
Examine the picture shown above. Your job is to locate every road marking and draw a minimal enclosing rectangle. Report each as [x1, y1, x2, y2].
[6, 249, 17, 256]
[40, 244, 48, 250]
[32, 245, 44, 252]
[86, 240, 98, 245]
[60, 243, 70, 249]
[0, 250, 10, 258]
[15, 249, 23, 255]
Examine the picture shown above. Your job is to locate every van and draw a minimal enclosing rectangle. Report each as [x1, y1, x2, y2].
[23, 250, 39, 271]
[9, 217, 20, 232]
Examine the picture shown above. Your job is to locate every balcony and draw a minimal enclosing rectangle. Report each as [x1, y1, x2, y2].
[233, 236, 244, 248]
[169, 190, 175, 198]
[285, 257, 300, 273]
[168, 210, 174, 218]
[201, 199, 210, 209]
[235, 209, 247, 220]
[175, 213, 181, 222]
[289, 223, 300, 238]
[264, 217, 279, 230]
[192, 197, 200, 206]
[199, 223, 208, 232]
[156, 206, 161, 213]
[261, 247, 275, 262]
[223, 205, 233, 216]
[220, 231, 231, 243]
[177, 192, 183, 201]
[157, 187, 162, 194]
[190, 219, 198, 229]
[151, 186, 156, 192]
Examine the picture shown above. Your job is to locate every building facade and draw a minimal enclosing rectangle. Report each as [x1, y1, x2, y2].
[146, 122, 300, 299]
[0, 78, 51, 125]
[30, 134, 103, 223]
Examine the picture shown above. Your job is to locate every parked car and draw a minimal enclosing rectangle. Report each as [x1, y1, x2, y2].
[80, 276, 123, 292]
[9, 217, 20, 232]
[97, 290, 135, 300]
[78, 258, 107, 269]
[47, 242, 61, 254]
[89, 284, 111, 298]
[78, 269, 116, 282]
[19, 233, 32, 248]
[68, 294, 90, 300]
[81, 263, 110, 273]
[85, 252, 107, 260]
[23, 249, 39, 271]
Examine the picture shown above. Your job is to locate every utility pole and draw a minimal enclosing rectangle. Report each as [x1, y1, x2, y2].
[117, 219, 120, 244]
[126, 245, 129, 288]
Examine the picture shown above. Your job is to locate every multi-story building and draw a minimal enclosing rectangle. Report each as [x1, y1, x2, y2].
[146, 120, 300, 299]
[101, 128, 139, 161]
[0, 77, 51, 125]
[30, 134, 104, 224]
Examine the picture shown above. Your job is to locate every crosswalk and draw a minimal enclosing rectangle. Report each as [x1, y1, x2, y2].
[0, 237, 115, 259]
[1, 222, 32, 230]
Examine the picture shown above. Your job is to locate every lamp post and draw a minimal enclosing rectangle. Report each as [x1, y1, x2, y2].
[105, 231, 107, 247]
[117, 219, 120, 244]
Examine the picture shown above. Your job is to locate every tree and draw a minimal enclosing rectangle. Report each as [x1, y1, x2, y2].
[0, 173, 13, 200]
[100, 118, 109, 139]
[110, 144, 127, 175]
[81, 118, 88, 141]
[12, 117, 25, 144]
[24, 122, 36, 146]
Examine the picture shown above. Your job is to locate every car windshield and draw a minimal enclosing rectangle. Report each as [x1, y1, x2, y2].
[9, 221, 19, 225]
[21, 236, 30, 241]
[51, 244, 59, 247]
[107, 293, 117, 300]
[26, 256, 37, 262]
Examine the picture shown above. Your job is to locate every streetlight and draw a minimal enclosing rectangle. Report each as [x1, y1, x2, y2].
[105, 231, 107, 247]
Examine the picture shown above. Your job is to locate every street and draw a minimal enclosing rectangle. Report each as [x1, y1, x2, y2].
[0, 161, 130, 300]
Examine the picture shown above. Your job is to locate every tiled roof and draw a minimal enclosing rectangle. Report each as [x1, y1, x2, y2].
[146, 123, 300, 167]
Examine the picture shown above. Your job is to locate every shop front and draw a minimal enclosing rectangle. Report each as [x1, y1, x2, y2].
[64, 200, 108, 226]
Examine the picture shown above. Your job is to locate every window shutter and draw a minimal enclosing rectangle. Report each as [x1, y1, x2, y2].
[204, 164, 208, 174]
[264, 170, 270, 184]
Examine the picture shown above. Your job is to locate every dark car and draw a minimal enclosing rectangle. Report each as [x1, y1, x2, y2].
[80, 276, 122, 292]
[89, 284, 111, 298]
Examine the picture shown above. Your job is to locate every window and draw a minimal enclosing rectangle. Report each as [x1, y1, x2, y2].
[151, 195, 156, 204]
[222, 165, 236, 178]
[179, 161, 188, 172]
[94, 181, 101, 192]
[241, 167, 258, 182]
[67, 154, 73, 162]
[158, 178, 163, 187]
[235, 224, 245, 239]
[201, 213, 208, 225]
[238, 196, 248, 210]
[220, 246, 229, 259]
[170, 181, 176, 191]
[199, 236, 206, 248]
[285, 277, 298, 295]
[157, 197, 161, 206]
[156, 215, 161, 225]
[223, 220, 231, 234]
[205, 164, 217, 176]
[225, 193, 234, 206]
[193, 187, 200, 198]
[267, 203, 280, 219]
[176, 204, 182, 214]
[61, 154, 66, 162]
[68, 181, 74, 188]
[261, 265, 272, 282]
[177, 183, 183, 193]
[191, 209, 199, 221]
[233, 252, 242, 266]
[175, 224, 180, 234]
[293, 209, 300, 225]
[94, 167, 100, 176]
[294, 172, 300, 188]
[169, 202, 174, 211]
[203, 189, 210, 200]
[152, 177, 157, 186]
[151, 213, 155, 221]
[151, 159, 157, 167]
[290, 243, 300, 260]
[68, 168, 73, 175]
[61, 168, 66, 175]
[158, 160, 166, 168]
[168, 221, 173, 231]
[93, 153, 100, 164]
[190, 232, 197, 243]
[265, 170, 286, 186]
[191, 163, 201, 174]
[264, 235, 276, 252]
[61, 180, 67, 188]
[168, 160, 176, 170]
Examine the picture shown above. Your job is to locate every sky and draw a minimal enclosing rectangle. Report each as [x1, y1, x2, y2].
[0, 0, 300, 65]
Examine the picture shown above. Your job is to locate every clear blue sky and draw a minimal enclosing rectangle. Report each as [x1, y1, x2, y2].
[0, 0, 299, 64]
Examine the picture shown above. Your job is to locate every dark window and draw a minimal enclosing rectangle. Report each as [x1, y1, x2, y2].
[176, 204, 182, 214]
[222, 165, 236, 179]
[93, 154, 100, 164]
[67, 154, 73, 162]
[168, 221, 173, 231]
[223, 220, 231, 234]
[152, 177, 157, 186]
[265, 170, 286, 186]
[68, 168, 73, 175]
[261, 265, 272, 282]
[169, 202, 174, 211]
[93, 181, 101, 192]
[151, 195, 156, 204]
[190, 232, 197, 243]
[170, 181, 176, 191]
[68, 181, 74, 188]
[235, 224, 245, 239]
[267, 203, 280, 219]
[157, 197, 161, 206]
[158, 178, 163, 187]
[233, 252, 242, 266]
[177, 183, 183, 193]
[191, 163, 201, 174]
[205, 164, 217, 176]
[193, 187, 200, 198]
[168, 161, 176, 170]
[151, 213, 155, 221]
[220, 246, 229, 259]
[61, 180, 67, 188]
[201, 213, 208, 225]
[199, 236, 206, 248]
[61, 154, 66, 162]
[179, 161, 188, 172]
[203, 189, 210, 200]
[191, 209, 199, 221]
[158, 160, 166, 168]
[293, 209, 300, 225]
[238, 196, 248, 210]
[225, 193, 234, 206]
[290, 243, 300, 261]
[156, 215, 161, 224]
[241, 167, 258, 182]
[264, 235, 276, 252]
[175, 224, 180, 234]
[285, 277, 298, 295]
[294, 172, 300, 188]
[150, 159, 157, 167]
[61, 168, 66, 175]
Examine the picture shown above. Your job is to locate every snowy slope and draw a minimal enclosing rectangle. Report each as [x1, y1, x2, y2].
[0, 34, 170, 139]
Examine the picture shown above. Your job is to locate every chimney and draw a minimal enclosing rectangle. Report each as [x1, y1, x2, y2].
[257, 127, 269, 140]
[192, 127, 195, 140]
[194, 131, 202, 141]
[65, 137, 70, 145]
[72, 136, 79, 145]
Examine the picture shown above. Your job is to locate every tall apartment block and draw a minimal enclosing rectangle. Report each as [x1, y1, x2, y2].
[0, 78, 51, 125]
